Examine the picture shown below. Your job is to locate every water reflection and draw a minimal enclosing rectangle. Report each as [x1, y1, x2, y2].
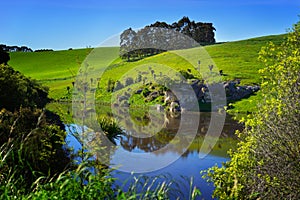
[109, 110, 242, 199]
[51, 102, 243, 199]
[53, 102, 242, 164]
[116, 111, 241, 158]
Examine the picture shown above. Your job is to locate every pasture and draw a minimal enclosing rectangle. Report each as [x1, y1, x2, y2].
[8, 34, 286, 113]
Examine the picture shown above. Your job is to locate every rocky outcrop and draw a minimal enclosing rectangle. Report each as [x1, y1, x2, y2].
[131, 80, 260, 114]
[190, 79, 207, 102]
[190, 79, 260, 102]
[223, 81, 260, 101]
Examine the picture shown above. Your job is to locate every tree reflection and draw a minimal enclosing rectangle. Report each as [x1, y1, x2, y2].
[117, 111, 242, 157]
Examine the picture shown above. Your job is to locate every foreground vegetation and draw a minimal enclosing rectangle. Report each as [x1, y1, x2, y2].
[204, 21, 300, 199]
[0, 64, 71, 196]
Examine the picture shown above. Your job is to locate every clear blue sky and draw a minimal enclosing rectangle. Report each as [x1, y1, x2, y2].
[1, 0, 299, 50]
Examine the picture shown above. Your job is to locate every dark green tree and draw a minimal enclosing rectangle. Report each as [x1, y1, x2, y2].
[119, 17, 216, 60]
[0, 64, 49, 111]
[0, 49, 10, 64]
[120, 28, 137, 60]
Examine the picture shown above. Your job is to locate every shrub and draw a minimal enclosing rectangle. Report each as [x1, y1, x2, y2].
[0, 108, 71, 190]
[179, 70, 195, 79]
[204, 20, 300, 199]
[0, 64, 49, 111]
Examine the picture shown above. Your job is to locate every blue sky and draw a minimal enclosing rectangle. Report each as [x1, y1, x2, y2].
[1, 0, 299, 50]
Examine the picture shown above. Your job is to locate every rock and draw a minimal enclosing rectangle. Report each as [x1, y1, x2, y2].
[170, 101, 181, 112]
[150, 91, 159, 97]
[190, 80, 208, 101]
[142, 90, 151, 97]
[156, 104, 164, 112]
[146, 91, 160, 101]
[118, 95, 128, 102]
[135, 89, 143, 94]
[224, 81, 260, 101]
[120, 101, 129, 107]
[164, 90, 177, 103]
[254, 86, 260, 91]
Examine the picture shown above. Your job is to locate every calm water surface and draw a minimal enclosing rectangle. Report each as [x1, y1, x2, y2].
[66, 110, 242, 199]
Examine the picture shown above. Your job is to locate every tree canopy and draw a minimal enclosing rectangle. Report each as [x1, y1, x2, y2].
[149, 16, 216, 45]
[0, 44, 33, 52]
[0, 64, 49, 111]
[120, 16, 216, 61]
[0, 49, 10, 64]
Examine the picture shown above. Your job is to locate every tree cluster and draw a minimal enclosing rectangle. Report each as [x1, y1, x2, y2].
[34, 49, 54, 52]
[0, 44, 33, 52]
[120, 16, 215, 61]
[148, 16, 216, 45]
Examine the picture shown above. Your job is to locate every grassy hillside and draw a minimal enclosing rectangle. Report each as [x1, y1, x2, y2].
[9, 47, 119, 99]
[205, 34, 286, 115]
[8, 34, 286, 113]
[93, 34, 287, 111]
[205, 34, 286, 85]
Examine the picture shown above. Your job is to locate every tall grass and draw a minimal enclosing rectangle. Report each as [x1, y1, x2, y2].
[114, 174, 200, 200]
[0, 141, 201, 199]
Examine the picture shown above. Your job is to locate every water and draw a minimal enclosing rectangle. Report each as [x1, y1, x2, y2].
[65, 111, 242, 199]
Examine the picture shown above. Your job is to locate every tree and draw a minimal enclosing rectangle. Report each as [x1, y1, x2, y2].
[0, 44, 32, 52]
[0, 49, 10, 64]
[0, 64, 49, 111]
[204, 20, 300, 199]
[120, 28, 137, 60]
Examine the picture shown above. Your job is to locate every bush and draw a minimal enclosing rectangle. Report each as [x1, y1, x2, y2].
[0, 64, 71, 195]
[107, 78, 115, 92]
[0, 64, 49, 111]
[0, 108, 71, 190]
[179, 70, 195, 79]
[204, 20, 300, 199]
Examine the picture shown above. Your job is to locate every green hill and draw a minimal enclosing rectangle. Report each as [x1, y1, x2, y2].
[9, 47, 119, 99]
[8, 34, 287, 113]
[205, 34, 286, 85]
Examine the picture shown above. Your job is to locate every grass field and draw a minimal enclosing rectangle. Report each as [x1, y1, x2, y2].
[8, 34, 286, 113]
[205, 34, 286, 85]
[9, 47, 119, 99]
